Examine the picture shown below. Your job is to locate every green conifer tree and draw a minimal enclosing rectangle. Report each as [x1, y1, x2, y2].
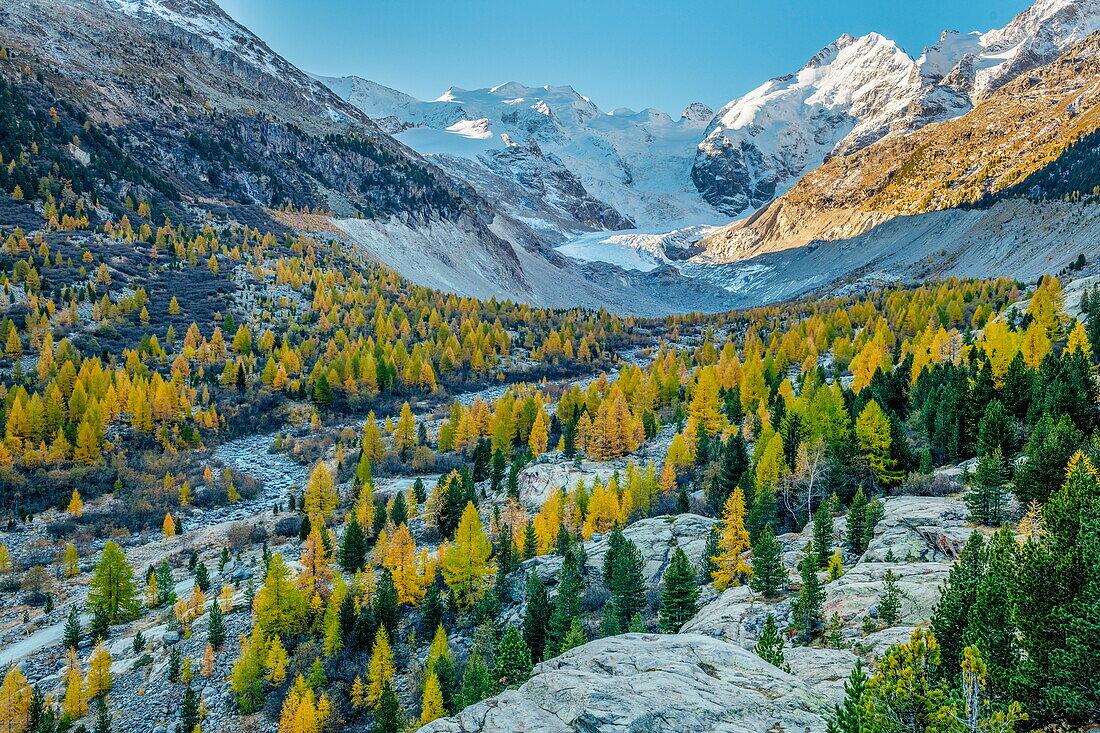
[459, 651, 494, 709]
[749, 526, 788, 598]
[845, 488, 868, 555]
[522, 571, 551, 662]
[600, 598, 623, 637]
[878, 569, 902, 625]
[495, 626, 533, 687]
[372, 681, 406, 733]
[966, 447, 1010, 526]
[658, 547, 699, 632]
[754, 614, 789, 671]
[208, 599, 226, 649]
[339, 515, 368, 572]
[812, 500, 834, 569]
[559, 617, 588, 654]
[88, 542, 140, 624]
[64, 605, 82, 650]
[931, 532, 985, 681]
[826, 659, 867, 733]
[548, 551, 581, 652]
[793, 553, 825, 643]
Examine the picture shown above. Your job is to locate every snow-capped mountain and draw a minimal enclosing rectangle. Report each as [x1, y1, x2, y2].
[317, 77, 725, 237]
[34, 0, 1099, 315]
[692, 32, 916, 217]
[692, 0, 1100, 217]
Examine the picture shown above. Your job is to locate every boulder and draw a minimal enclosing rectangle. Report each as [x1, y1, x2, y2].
[418, 633, 834, 732]
[516, 460, 622, 509]
[586, 514, 716, 584]
[679, 586, 769, 648]
[515, 426, 676, 509]
[859, 626, 921, 656]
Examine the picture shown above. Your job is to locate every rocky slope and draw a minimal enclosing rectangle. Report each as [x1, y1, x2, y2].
[683, 198, 1100, 307]
[698, 31, 1100, 267]
[420, 633, 835, 733]
[418, 491, 987, 733]
[0, 0, 533, 278]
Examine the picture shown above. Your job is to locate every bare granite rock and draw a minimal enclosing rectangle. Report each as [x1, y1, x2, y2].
[418, 633, 834, 733]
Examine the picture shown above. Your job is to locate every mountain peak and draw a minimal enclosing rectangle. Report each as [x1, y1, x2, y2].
[488, 81, 535, 97]
[804, 31, 904, 70]
[680, 102, 714, 124]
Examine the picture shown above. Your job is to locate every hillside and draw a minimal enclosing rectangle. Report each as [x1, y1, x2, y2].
[0, 0, 748, 315]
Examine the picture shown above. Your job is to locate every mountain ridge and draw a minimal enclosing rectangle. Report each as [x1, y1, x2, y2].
[318, 73, 725, 236]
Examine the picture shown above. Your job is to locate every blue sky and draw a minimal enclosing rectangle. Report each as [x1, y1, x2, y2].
[218, 0, 1032, 114]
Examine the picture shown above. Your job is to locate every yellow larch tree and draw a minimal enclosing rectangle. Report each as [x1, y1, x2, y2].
[62, 543, 80, 578]
[278, 676, 319, 733]
[394, 402, 417, 458]
[532, 490, 564, 554]
[202, 643, 215, 677]
[664, 432, 694, 474]
[86, 641, 112, 698]
[658, 460, 677, 495]
[419, 669, 445, 726]
[0, 664, 32, 733]
[711, 487, 753, 590]
[304, 461, 338, 524]
[67, 488, 84, 517]
[582, 479, 620, 540]
[528, 406, 549, 457]
[426, 623, 453, 670]
[754, 432, 788, 494]
[296, 526, 334, 599]
[253, 554, 307, 637]
[265, 635, 289, 686]
[1066, 320, 1092, 358]
[62, 648, 87, 720]
[350, 677, 367, 710]
[1021, 320, 1051, 369]
[687, 367, 725, 436]
[384, 523, 426, 605]
[367, 627, 394, 706]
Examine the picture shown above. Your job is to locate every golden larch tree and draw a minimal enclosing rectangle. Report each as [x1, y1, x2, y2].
[304, 461, 338, 523]
[711, 488, 753, 590]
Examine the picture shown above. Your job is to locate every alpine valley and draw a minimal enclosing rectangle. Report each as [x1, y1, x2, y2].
[0, 1, 1099, 733]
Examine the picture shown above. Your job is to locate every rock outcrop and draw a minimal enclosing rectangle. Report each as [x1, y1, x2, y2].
[861, 496, 974, 562]
[824, 561, 953, 628]
[525, 514, 716, 590]
[418, 633, 834, 733]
